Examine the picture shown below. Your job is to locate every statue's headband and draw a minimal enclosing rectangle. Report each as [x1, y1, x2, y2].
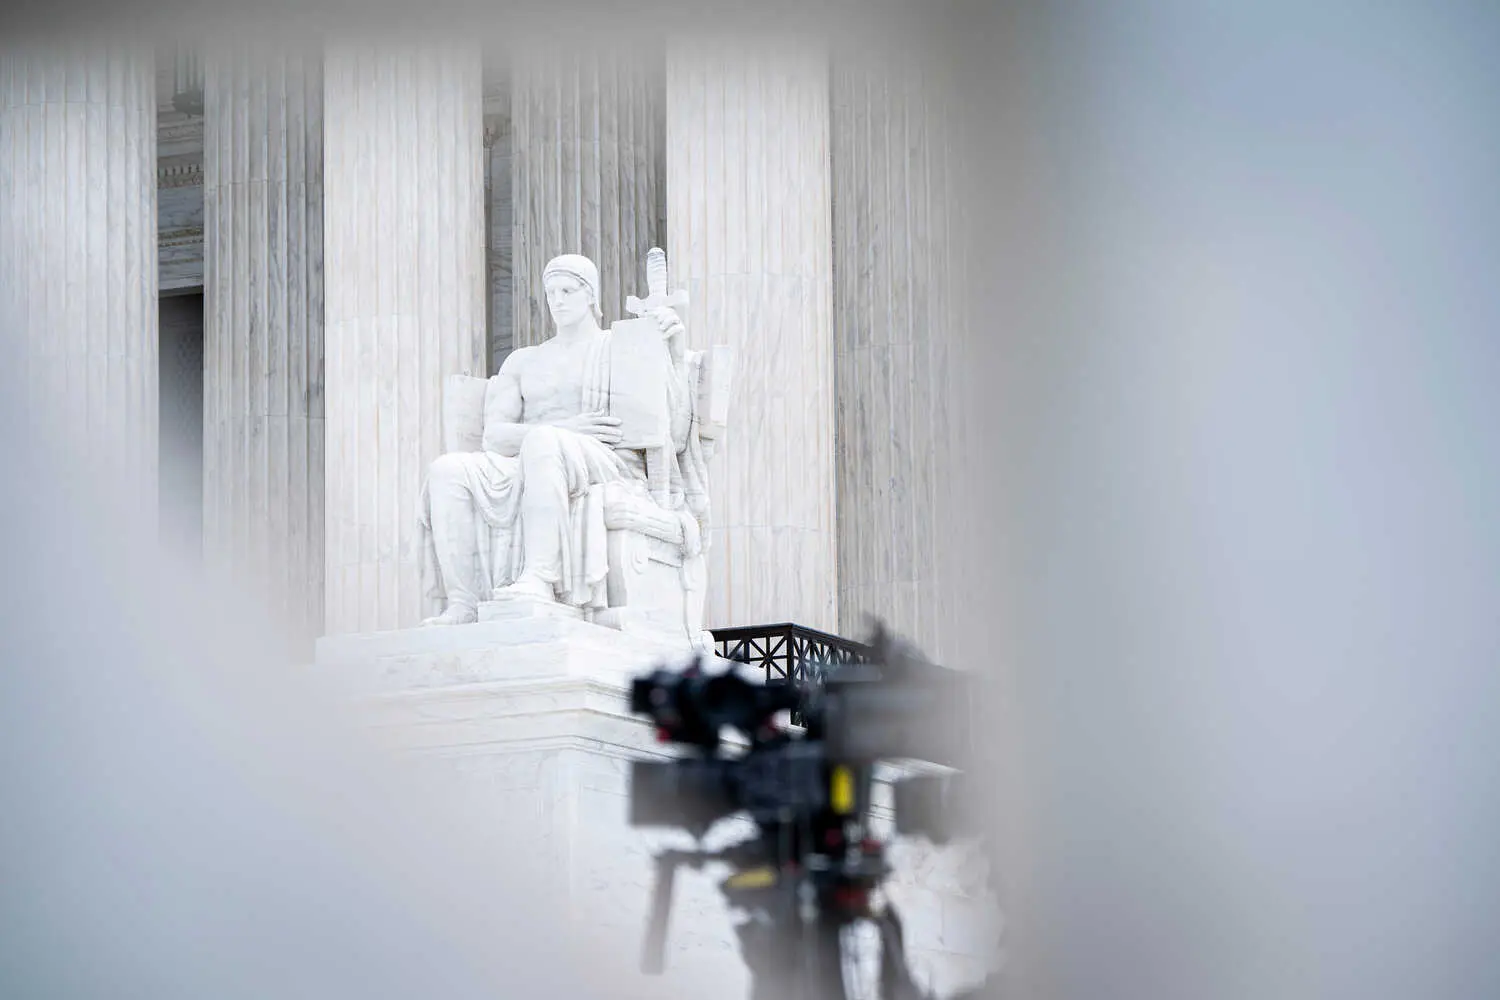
[543, 254, 602, 317]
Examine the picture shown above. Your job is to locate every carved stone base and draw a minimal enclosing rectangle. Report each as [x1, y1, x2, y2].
[479, 581, 702, 652]
[593, 605, 681, 641]
[603, 527, 709, 644]
[313, 616, 748, 998]
[479, 593, 584, 624]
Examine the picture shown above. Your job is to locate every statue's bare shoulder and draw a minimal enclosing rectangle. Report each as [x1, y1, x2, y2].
[496, 345, 539, 380]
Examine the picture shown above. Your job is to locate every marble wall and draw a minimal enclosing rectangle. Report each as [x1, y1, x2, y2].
[483, 69, 514, 373]
[201, 45, 326, 652]
[830, 45, 970, 662]
[321, 41, 487, 634]
[664, 37, 839, 633]
[0, 40, 161, 534]
[510, 44, 666, 349]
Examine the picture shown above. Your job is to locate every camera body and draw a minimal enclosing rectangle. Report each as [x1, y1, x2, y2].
[627, 626, 974, 843]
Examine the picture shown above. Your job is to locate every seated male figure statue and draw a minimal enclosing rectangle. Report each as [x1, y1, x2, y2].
[417, 253, 688, 626]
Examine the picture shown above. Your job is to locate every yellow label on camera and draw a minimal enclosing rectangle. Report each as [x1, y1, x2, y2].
[831, 765, 854, 814]
[727, 867, 778, 889]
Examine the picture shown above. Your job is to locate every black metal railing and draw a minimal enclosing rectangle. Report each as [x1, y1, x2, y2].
[709, 622, 871, 688]
[708, 622, 976, 755]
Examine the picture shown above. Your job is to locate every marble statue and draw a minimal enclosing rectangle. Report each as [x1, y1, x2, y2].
[417, 250, 732, 646]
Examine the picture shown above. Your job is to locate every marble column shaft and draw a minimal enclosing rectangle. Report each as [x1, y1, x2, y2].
[511, 46, 665, 347]
[322, 42, 486, 634]
[0, 41, 158, 531]
[202, 45, 325, 647]
[665, 39, 837, 632]
[483, 99, 514, 371]
[831, 48, 969, 661]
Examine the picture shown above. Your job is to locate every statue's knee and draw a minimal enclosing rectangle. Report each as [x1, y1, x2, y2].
[429, 451, 466, 484]
[520, 425, 563, 465]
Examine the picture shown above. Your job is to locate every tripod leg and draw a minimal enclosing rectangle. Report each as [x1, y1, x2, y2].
[876, 905, 928, 1000]
[735, 914, 849, 1000]
[738, 918, 796, 1000]
[641, 857, 679, 974]
[809, 916, 850, 1000]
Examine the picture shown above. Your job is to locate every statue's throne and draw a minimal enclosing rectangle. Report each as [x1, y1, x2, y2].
[440, 344, 733, 649]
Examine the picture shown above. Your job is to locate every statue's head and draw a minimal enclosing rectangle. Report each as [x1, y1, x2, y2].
[543, 253, 603, 327]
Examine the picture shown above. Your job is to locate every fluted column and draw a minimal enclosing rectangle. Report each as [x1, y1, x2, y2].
[322, 41, 485, 634]
[511, 45, 665, 346]
[665, 38, 836, 631]
[0, 40, 158, 532]
[831, 47, 969, 661]
[482, 74, 514, 371]
[202, 44, 325, 650]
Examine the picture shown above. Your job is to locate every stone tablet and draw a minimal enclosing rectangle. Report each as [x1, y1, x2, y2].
[607, 317, 673, 451]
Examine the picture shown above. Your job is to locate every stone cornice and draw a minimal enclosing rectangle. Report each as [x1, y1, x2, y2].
[157, 161, 203, 190]
[159, 226, 204, 249]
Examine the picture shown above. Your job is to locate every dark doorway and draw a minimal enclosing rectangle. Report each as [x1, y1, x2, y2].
[159, 292, 204, 563]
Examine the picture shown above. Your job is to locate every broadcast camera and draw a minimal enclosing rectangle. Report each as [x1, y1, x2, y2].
[627, 623, 987, 1000]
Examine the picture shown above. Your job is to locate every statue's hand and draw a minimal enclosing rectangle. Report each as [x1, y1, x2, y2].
[650, 306, 686, 343]
[555, 410, 623, 445]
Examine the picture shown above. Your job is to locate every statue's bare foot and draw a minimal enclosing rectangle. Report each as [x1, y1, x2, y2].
[496, 573, 556, 602]
[420, 604, 478, 627]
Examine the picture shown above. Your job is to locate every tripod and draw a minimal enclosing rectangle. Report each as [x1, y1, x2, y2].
[640, 834, 930, 1000]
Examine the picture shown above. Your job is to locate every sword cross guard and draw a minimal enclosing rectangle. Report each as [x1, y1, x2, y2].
[626, 247, 690, 316]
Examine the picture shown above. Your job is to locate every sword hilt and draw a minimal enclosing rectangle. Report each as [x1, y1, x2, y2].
[625, 247, 688, 317]
[646, 246, 668, 298]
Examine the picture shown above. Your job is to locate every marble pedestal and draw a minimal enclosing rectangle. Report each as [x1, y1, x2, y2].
[314, 607, 749, 999]
[314, 608, 1000, 999]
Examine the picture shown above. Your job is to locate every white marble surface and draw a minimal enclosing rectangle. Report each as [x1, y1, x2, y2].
[830, 46, 973, 665]
[665, 37, 838, 633]
[510, 43, 665, 351]
[0, 40, 160, 533]
[321, 40, 487, 634]
[315, 610, 701, 701]
[483, 69, 514, 372]
[201, 43, 325, 652]
[316, 615, 746, 997]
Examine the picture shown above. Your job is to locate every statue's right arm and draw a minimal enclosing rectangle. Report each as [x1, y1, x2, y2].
[481, 349, 530, 457]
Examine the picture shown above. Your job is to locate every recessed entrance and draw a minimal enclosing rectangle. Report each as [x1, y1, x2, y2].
[158, 291, 203, 563]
